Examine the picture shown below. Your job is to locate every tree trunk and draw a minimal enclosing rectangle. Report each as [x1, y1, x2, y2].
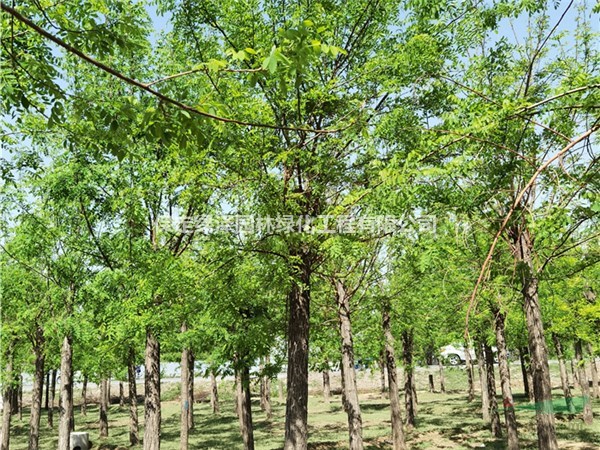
[180, 334, 190, 450]
[0, 355, 13, 450]
[48, 369, 56, 428]
[322, 370, 331, 405]
[571, 359, 578, 386]
[484, 343, 502, 438]
[259, 356, 272, 419]
[284, 257, 311, 450]
[128, 349, 140, 446]
[144, 328, 161, 450]
[428, 374, 435, 393]
[512, 227, 557, 449]
[587, 343, 599, 399]
[81, 375, 88, 416]
[9, 381, 17, 417]
[236, 364, 255, 450]
[119, 382, 125, 408]
[552, 334, 575, 414]
[29, 334, 46, 450]
[382, 299, 407, 450]
[336, 279, 364, 450]
[494, 309, 519, 449]
[438, 360, 446, 393]
[402, 330, 415, 428]
[518, 347, 532, 401]
[99, 377, 109, 438]
[476, 343, 490, 422]
[44, 370, 50, 411]
[18, 375, 23, 422]
[187, 350, 195, 429]
[575, 340, 593, 425]
[210, 370, 220, 414]
[464, 343, 475, 402]
[379, 350, 387, 394]
[58, 335, 74, 449]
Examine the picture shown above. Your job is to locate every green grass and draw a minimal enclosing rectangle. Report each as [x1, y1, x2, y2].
[8, 370, 600, 449]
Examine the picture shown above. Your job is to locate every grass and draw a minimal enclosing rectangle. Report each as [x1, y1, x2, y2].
[8, 367, 600, 449]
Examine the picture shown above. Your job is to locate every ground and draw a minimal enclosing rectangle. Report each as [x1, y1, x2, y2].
[8, 364, 600, 449]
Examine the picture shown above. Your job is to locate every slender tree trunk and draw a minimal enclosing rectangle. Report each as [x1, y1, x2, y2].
[144, 328, 161, 450]
[438, 360, 446, 393]
[0, 354, 13, 450]
[382, 300, 407, 450]
[29, 334, 46, 450]
[511, 227, 557, 449]
[128, 349, 139, 446]
[378, 350, 387, 394]
[476, 343, 490, 422]
[571, 359, 578, 386]
[484, 344, 502, 438]
[180, 324, 190, 450]
[336, 279, 364, 450]
[18, 375, 23, 422]
[464, 343, 475, 403]
[518, 347, 532, 401]
[81, 375, 88, 416]
[9, 381, 17, 417]
[210, 371, 220, 414]
[494, 310, 519, 449]
[58, 335, 74, 449]
[259, 356, 272, 419]
[236, 363, 255, 450]
[48, 369, 56, 428]
[119, 382, 125, 408]
[402, 330, 415, 428]
[284, 257, 311, 450]
[99, 377, 109, 438]
[322, 370, 331, 405]
[428, 374, 435, 393]
[187, 350, 195, 429]
[587, 343, 599, 399]
[552, 335, 575, 414]
[575, 341, 593, 425]
[44, 370, 50, 411]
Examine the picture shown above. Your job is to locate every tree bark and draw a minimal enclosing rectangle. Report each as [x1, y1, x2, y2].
[494, 310, 519, 449]
[81, 375, 88, 416]
[511, 227, 558, 449]
[379, 350, 387, 394]
[29, 332, 46, 450]
[180, 331, 190, 450]
[44, 370, 50, 411]
[187, 350, 195, 429]
[552, 334, 575, 414]
[382, 299, 407, 450]
[144, 328, 161, 450]
[476, 343, 490, 422]
[236, 363, 255, 450]
[402, 330, 415, 428]
[128, 349, 140, 446]
[575, 340, 593, 425]
[259, 356, 272, 419]
[119, 381, 125, 408]
[484, 343, 502, 438]
[58, 335, 74, 450]
[0, 354, 13, 450]
[464, 343, 475, 403]
[587, 343, 599, 399]
[210, 370, 220, 414]
[99, 377, 109, 438]
[284, 256, 311, 450]
[18, 375, 23, 422]
[322, 370, 331, 405]
[438, 360, 446, 393]
[428, 374, 435, 393]
[48, 369, 56, 428]
[518, 347, 532, 401]
[336, 279, 364, 450]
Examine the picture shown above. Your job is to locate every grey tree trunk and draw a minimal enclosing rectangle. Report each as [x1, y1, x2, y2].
[284, 257, 311, 450]
[335, 279, 364, 450]
[210, 370, 220, 414]
[187, 350, 195, 429]
[464, 343, 475, 402]
[99, 377, 109, 438]
[29, 333, 46, 450]
[322, 370, 331, 405]
[48, 369, 57, 428]
[587, 343, 599, 399]
[476, 343, 490, 422]
[144, 328, 161, 450]
[119, 382, 125, 408]
[575, 341, 593, 425]
[552, 335, 575, 414]
[493, 309, 519, 449]
[58, 335, 74, 450]
[382, 299, 407, 450]
[438, 360, 446, 393]
[236, 364, 255, 450]
[379, 350, 387, 394]
[518, 348, 532, 401]
[511, 227, 558, 449]
[402, 330, 415, 428]
[0, 355, 13, 450]
[180, 327, 190, 450]
[44, 371, 50, 411]
[81, 375, 88, 416]
[18, 376, 23, 421]
[484, 343, 502, 438]
[259, 356, 272, 420]
[127, 350, 139, 446]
